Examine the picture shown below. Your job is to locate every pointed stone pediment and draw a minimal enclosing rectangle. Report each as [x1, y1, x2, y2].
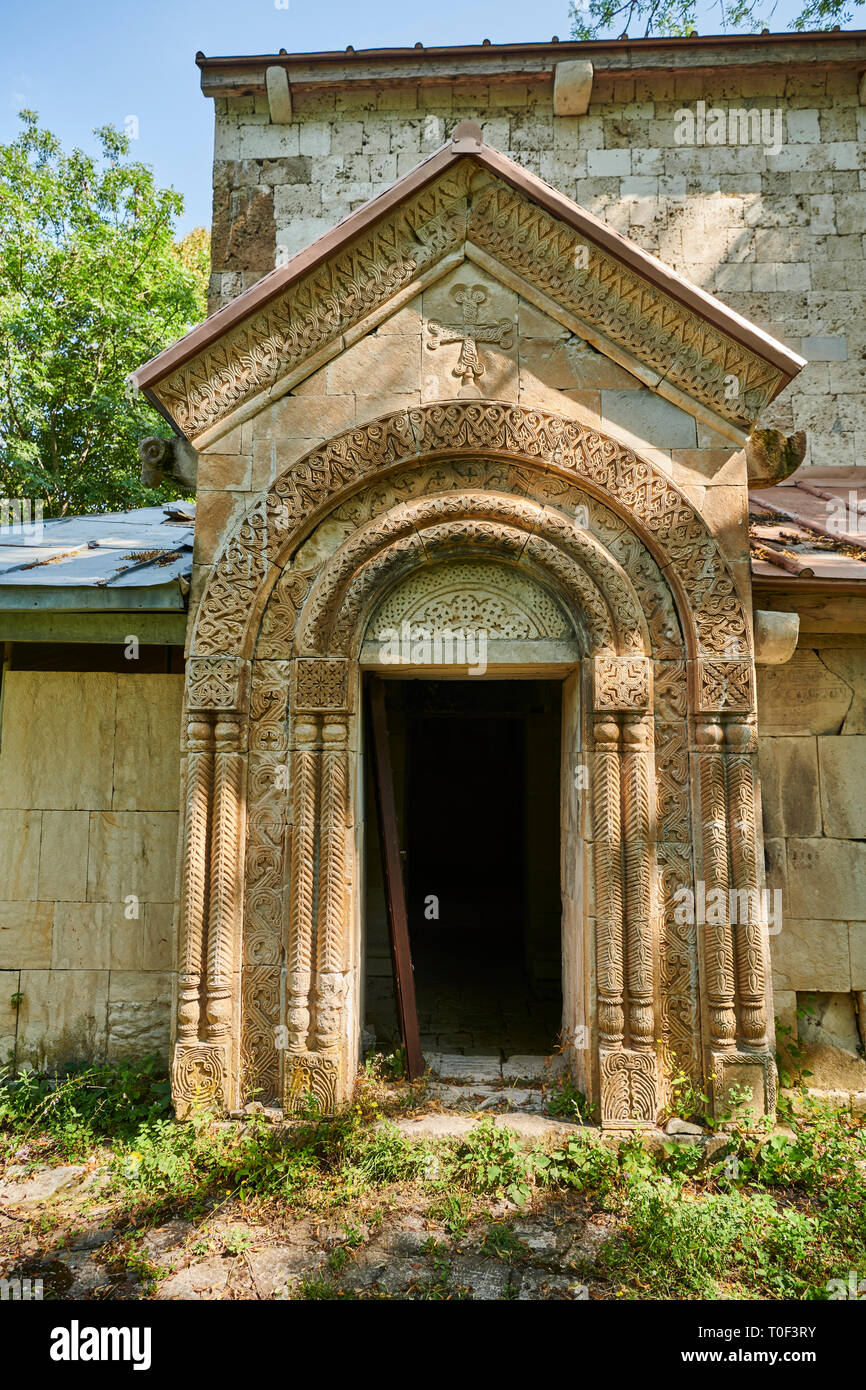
[134, 122, 804, 449]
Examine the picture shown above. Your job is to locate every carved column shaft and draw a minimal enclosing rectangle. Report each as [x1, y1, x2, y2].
[622, 714, 655, 1049]
[696, 719, 736, 1049]
[725, 720, 769, 1049]
[176, 715, 214, 1044]
[206, 716, 244, 1046]
[315, 719, 350, 1054]
[286, 718, 319, 1056]
[592, 715, 625, 1048]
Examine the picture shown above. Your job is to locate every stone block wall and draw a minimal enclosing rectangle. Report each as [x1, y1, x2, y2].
[758, 640, 866, 1088]
[0, 671, 183, 1070]
[208, 66, 866, 475]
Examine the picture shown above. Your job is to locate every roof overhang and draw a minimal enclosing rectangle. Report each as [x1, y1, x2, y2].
[133, 125, 805, 449]
[196, 31, 866, 98]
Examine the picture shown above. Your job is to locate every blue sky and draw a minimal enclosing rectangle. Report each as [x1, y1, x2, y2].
[1, 0, 856, 236]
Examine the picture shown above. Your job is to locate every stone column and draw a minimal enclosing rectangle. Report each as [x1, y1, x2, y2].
[622, 713, 655, 1051]
[175, 715, 213, 1051]
[285, 718, 319, 1064]
[592, 715, 625, 1050]
[696, 719, 737, 1051]
[591, 656, 658, 1129]
[204, 715, 245, 1107]
[725, 719, 769, 1050]
[315, 719, 349, 1054]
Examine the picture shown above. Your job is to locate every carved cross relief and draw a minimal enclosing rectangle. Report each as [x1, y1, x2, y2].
[426, 283, 515, 397]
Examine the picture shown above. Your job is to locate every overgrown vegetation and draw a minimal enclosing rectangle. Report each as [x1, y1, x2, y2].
[1, 1057, 864, 1300]
[0, 113, 207, 515]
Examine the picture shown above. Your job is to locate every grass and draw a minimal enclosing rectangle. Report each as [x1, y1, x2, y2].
[0, 1057, 864, 1300]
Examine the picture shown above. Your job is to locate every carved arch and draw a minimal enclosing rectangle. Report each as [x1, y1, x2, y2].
[173, 401, 773, 1130]
[293, 492, 650, 660]
[189, 402, 751, 688]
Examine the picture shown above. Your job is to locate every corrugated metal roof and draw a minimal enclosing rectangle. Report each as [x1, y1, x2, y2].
[0, 504, 194, 610]
[750, 481, 866, 583]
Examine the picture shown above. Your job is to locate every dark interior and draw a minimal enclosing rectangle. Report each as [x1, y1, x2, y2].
[364, 678, 563, 1059]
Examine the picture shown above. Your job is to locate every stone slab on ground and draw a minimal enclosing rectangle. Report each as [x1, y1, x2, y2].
[391, 1113, 580, 1142]
[426, 1054, 503, 1083]
[156, 1254, 231, 1300]
[449, 1254, 511, 1300]
[0, 1164, 88, 1208]
[245, 1243, 325, 1297]
[502, 1055, 549, 1081]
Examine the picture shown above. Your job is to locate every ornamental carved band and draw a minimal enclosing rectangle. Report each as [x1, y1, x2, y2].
[283, 1052, 339, 1115]
[187, 657, 243, 711]
[600, 1050, 658, 1128]
[294, 658, 350, 713]
[593, 656, 652, 711]
[697, 659, 755, 712]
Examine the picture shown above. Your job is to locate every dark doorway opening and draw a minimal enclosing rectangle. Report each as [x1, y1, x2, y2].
[364, 679, 563, 1060]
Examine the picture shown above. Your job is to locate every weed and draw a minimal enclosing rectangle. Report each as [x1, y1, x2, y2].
[448, 1119, 534, 1204]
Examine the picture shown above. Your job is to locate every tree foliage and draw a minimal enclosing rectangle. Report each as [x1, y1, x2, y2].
[569, 0, 864, 39]
[0, 113, 207, 516]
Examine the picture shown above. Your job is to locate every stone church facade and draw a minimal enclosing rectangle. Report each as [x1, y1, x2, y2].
[1, 34, 865, 1125]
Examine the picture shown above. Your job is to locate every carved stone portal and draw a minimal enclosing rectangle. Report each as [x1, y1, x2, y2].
[171, 402, 776, 1129]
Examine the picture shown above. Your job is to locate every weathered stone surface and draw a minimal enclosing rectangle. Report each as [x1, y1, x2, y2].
[37, 812, 89, 901]
[770, 916, 851, 992]
[107, 971, 172, 1061]
[211, 184, 275, 275]
[502, 1055, 549, 1081]
[665, 1117, 704, 1136]
[786, 840, 866, 923]
[757, 653, 855, 737]
[16, 970, 109, 1068]
[0, 673, 116, 810]
[817, 735, 866, 837]
[449, 1254, 511, 1300]
[0, 811, 41, 901]
[428, 1055, 502, 1083]
[0, 902, 53, 970]
[156, 1255, 231, 1300]
[0, 1164, 87, 1208]
[86, 812, 179, 903]
[759, 736, 821, 838]
[113, 676, 184, 812]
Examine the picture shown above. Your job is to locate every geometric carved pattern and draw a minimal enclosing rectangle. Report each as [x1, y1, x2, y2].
[294, 657, 350, 712]
[367, 558, 574, 641]
[599, 1049, 658, 1128]
[593, 655, 651, 710]
[174, 409, 769, 1128]
[190, 403, 751, 667]
[171, 1043, 228, 1116]
[149, 164, 786, 441]
[697, 658, 755, 712]
[187, 657, 242, 710]
[152, 163, 475, 441]
[467, 181, 784, 428]
[283, 1052, 339, 1115]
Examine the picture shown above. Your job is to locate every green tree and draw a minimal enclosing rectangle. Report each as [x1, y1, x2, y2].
[570, 0, 865, 39]
[0, 112, 208, 516]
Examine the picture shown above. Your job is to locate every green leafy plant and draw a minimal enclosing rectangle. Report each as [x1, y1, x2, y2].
[0, 113, 207, 516]
[448, 1119, 535, 1204]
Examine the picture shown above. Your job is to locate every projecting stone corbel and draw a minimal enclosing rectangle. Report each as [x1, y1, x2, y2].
[753, 610, 800, 666]
[138, 436, 198, 491]
[745, 428, 806, 488]
[553, 60, 594, 116]
[266, 65, 293, 124]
